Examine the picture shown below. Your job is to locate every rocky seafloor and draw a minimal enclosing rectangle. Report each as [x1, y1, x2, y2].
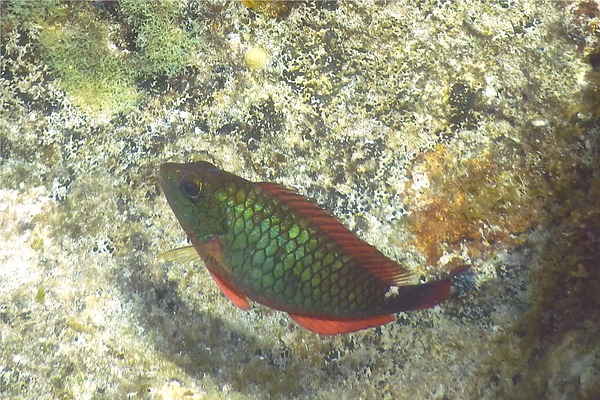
[1, 1, 599, 399]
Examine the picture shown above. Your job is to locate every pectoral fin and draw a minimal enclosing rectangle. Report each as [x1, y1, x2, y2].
[159, 243, 251, 310]
[158, 245, 201, 263]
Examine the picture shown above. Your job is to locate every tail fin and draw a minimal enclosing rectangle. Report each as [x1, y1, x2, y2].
[389, 278, 452, 313]
[385, 265, 469, 313]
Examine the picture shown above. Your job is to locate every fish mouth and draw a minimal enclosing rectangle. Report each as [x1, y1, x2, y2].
[158, 163, 190, 231]
[157, 168, 167, 191]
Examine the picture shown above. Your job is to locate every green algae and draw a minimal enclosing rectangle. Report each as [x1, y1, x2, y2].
[37, 11, 140, 117]
[2, 0, 65, 24]
[2, 0, 204, 118]
[3, 1, 137, 117]
[120, 0, 201, 78]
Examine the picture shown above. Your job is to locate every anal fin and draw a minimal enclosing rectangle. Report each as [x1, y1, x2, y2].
[289, 313, 394, 335]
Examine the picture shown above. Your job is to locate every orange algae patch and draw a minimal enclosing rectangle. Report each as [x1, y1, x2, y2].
[406, 145, 541, 266]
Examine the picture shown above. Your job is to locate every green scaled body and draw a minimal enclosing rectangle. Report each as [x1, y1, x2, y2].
[158, 161, 458, 335]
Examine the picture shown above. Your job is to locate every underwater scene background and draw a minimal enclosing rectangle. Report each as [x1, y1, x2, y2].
[1, 1, 599, 399]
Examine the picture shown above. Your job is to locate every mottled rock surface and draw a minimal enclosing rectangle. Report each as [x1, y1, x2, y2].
[1, 1, 599, 399]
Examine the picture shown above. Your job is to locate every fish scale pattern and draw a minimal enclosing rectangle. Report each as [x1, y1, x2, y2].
[220, 180, 389, 317]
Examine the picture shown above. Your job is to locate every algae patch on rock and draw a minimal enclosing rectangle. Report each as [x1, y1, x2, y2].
[2, 0, 206, 119]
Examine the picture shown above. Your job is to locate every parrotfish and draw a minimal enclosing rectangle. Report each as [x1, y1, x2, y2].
[158, 161, 464, 335]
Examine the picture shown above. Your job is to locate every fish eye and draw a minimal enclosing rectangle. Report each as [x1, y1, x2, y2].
[180, 174, 202, 199]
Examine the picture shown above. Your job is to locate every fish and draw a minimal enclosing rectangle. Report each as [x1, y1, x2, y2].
[158, 161, 465, 335]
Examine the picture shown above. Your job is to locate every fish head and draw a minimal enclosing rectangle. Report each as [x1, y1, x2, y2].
[158, 161, 228, 242]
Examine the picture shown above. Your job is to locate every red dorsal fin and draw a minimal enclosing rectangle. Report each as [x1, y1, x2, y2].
[257, 182, 414, 286]
[289, 313, 395, 335]
[210, 271, 251, 310]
